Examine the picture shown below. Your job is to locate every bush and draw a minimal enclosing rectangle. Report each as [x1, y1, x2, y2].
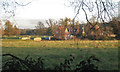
[2, 54, 100, 71]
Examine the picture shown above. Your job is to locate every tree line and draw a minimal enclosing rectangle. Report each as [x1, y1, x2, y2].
[1, 20, 20, 36]
[33, 17, 119, 39]
[1, 17, 119, 40]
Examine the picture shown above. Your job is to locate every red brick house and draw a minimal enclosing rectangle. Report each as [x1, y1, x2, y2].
[54, 26, 79, 40]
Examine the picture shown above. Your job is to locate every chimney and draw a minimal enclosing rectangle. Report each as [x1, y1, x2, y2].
[82, 24, 85, 34]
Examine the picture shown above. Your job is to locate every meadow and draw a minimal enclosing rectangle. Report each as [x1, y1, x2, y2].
[2, 39, 118, 70]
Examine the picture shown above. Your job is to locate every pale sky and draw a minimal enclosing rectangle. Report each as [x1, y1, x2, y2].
[15, 0, 119, 20]
[118, 1, 120, 21]
[15, 0, 77, 19]
[2, 0, 119, 29]
[13, 0, 86, 29]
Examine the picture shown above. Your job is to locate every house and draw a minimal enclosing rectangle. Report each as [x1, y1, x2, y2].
[54, 26, 80, 40]
[54, 26, 69, 40]
[90, 25, 103, 36]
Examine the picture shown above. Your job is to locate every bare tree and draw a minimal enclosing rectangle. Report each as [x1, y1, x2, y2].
[35, 21, 45, 36]
[0, 0, 32, 18]
[46, 19, 58, 35]
[65, 0, 118, 32]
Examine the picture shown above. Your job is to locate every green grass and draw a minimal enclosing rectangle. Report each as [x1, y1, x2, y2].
[2, 39, 118, 70]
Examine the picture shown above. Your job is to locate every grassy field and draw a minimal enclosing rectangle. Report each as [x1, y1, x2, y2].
[2, 39, 118, 70]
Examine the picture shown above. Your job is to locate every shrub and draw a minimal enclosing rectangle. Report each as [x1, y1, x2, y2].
[2, 54, 100, 72]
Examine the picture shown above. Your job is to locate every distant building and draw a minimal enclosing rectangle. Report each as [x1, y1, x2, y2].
[54, 26, 79, 40]
[82, 24, 85, 36]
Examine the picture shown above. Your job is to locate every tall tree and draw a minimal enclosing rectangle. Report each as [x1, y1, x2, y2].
[35, 21, 45, 36]
[109, 17, 119, 38]
[46, 27, 52, 36]
[46, 19, 57, 35]
[13, 25, 20, 35]
[0, 21, 5, 36]
[1, 27, 5, 36]
[66, 0, 118, 37]
[59, 17, 71, 27]
[4, 20, 14, 36]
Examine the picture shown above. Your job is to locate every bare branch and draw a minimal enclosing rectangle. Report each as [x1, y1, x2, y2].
[0, 0, 32, 17]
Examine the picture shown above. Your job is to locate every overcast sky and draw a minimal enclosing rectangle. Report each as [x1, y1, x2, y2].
[15, 0, 76, 19]
[13, 0, 87, 29]
[118, 1, 120, 21]
[2, 0, 119, 29]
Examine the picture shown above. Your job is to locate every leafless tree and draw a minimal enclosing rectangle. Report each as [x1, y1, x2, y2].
[65, 0, 118, 31]
[35, 21, 45, 36]
[46, 19, 58, 35]
[0, 0, 32, 18]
